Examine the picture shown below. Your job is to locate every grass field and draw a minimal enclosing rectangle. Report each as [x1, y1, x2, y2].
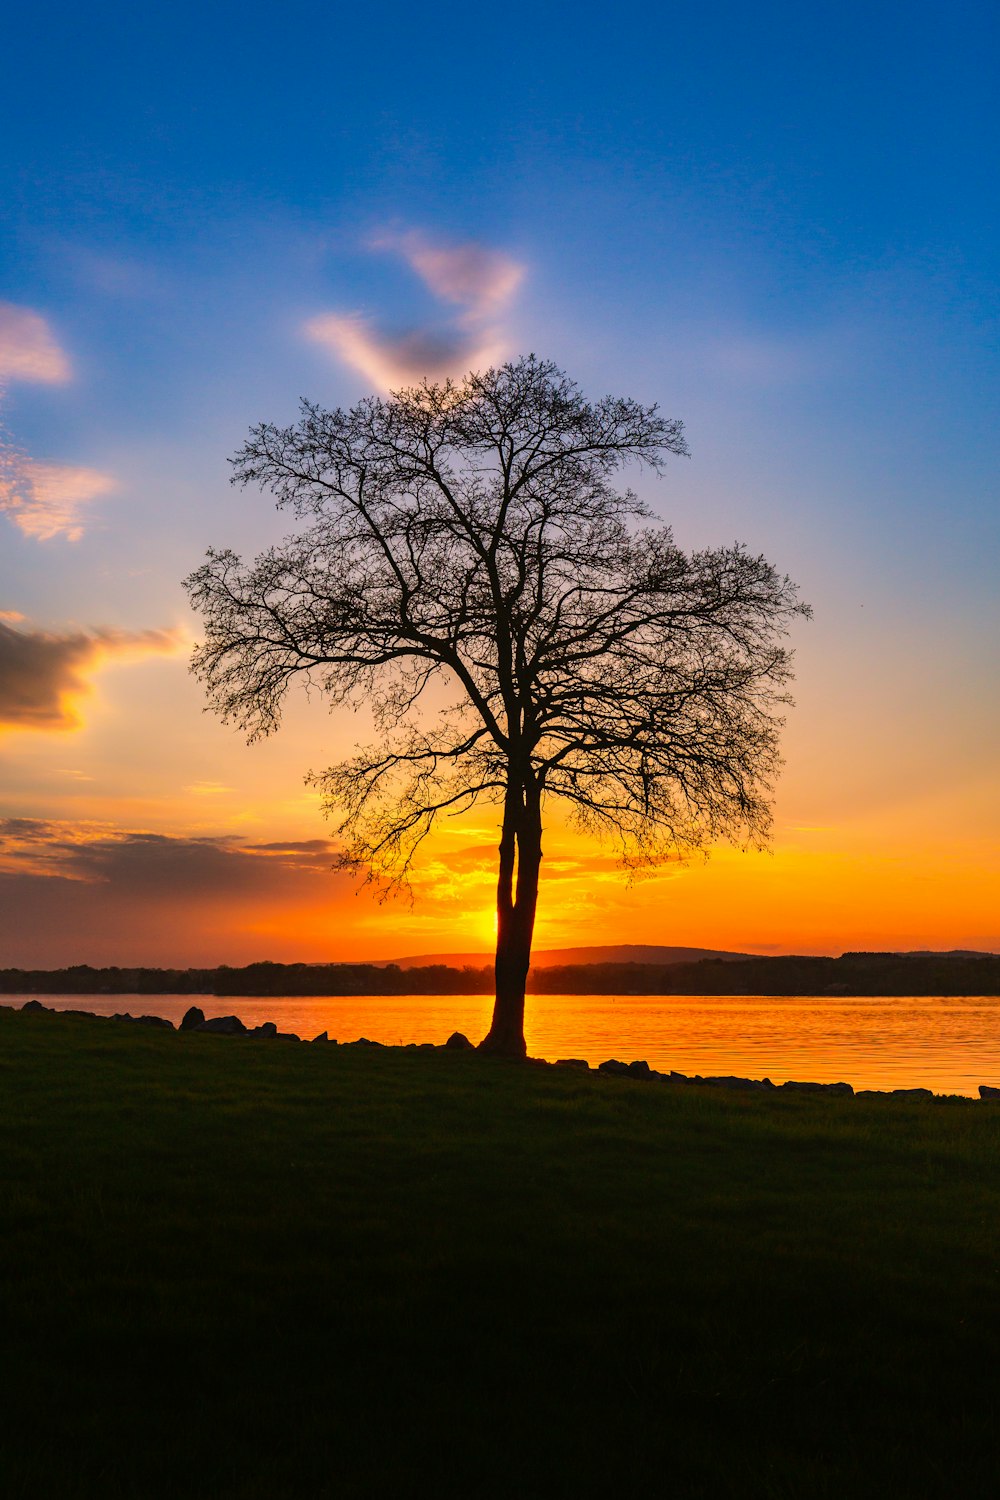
[2, 1006, 999, 1498]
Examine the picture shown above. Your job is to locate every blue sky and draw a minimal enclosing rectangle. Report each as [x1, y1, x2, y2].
[0, 0, 997, 963]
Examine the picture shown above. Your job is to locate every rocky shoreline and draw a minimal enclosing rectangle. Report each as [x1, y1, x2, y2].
[13, 998, 1000, 1102]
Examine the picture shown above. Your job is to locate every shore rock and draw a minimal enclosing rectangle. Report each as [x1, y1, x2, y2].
[10, 1004, 975, 1103]
[195, 1015, 247, 1036]
[781, 1080, 854, 1096]
[979, 1085, 1000, 1101]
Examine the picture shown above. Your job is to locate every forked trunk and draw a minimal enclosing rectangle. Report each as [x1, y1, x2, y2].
[479, 776, 542, 1058]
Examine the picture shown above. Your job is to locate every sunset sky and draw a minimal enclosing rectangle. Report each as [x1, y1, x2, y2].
[1, 0, 997, 966]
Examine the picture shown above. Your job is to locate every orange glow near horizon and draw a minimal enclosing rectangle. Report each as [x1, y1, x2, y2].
[1, 647, 997, 967]
[2, 779, 995, 967]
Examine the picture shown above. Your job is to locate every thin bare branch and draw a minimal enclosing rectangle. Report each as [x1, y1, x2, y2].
[185, 356, 809, 1055]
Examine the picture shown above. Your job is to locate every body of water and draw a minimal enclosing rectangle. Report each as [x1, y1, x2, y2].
[4, 991, 1000, 1096]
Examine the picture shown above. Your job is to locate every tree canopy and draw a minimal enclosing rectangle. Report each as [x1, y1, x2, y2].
[186, 356, 809, 1055]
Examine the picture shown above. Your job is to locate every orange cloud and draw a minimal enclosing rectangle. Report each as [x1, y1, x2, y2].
[305, 230, 525, 391]
[0, 804, 995, 967]
[304, 313, 503, 393]
[372, 230, 525, 321]
[0, 821, 349, 967]
[0, 459, 117, 541]
[0, 303, 71, 384]
[0, 620, 184, 734]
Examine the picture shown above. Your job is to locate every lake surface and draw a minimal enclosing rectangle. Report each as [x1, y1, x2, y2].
[4, 991, 1000, 1096]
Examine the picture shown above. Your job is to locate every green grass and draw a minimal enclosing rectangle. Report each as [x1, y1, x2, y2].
[2, 1007, 999, 1498]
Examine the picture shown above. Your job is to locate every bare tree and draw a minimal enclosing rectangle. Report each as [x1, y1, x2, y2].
[185, 356, 809, 1056]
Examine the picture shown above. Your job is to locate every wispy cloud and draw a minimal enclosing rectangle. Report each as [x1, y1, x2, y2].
[0, 305, 114, 541]
[0, 620, 184, 734]
[0, 819, 337, 885]
[304, 315, 502, 393]
[0, 303, 71, 384]
[373, 230, 525, 321]
[305, 229, 525, 392]
[0, 458, 117, 541]
[0, 820, 346, 967]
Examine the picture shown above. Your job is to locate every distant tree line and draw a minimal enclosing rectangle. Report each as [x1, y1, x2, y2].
[1, 954, 998, 998]
[527, 954, 1000, 997]
[0, 962, 492, 997]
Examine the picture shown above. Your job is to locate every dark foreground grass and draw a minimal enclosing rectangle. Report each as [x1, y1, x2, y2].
[2, 1009, 999, 1499]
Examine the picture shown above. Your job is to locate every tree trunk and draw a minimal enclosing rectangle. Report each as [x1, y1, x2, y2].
[478, 775, 542, 1058]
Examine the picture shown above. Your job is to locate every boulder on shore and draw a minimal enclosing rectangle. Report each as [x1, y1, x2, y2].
[979, 1085, 1000, 1101]
[444, 1031, 474, 1050]
[195, 1015, 247, 1036]
[251, 1021, 277, 1038]
[20, 1000, 48, 1013]
[555, 1058, 590, 1070]
[180, 1006, 206, 1031]
[781, 1079, 854, 1097]
[598, 1059, 630, 1076]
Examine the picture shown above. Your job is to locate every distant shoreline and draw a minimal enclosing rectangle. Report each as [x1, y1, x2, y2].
[3, 952, 999, 998]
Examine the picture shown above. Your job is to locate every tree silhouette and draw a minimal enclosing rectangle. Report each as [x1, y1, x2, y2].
[185, 356, 809, 1056]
